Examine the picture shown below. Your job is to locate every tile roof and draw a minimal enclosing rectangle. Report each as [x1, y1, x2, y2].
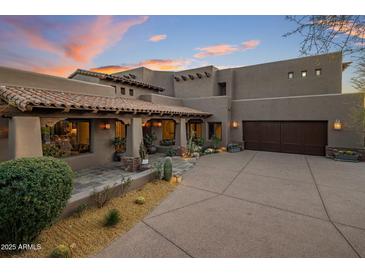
[69, 69, 164, 92]
[0, 85, 211, 117]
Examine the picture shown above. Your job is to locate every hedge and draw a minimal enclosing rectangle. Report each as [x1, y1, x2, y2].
[0, 157, 73, 245]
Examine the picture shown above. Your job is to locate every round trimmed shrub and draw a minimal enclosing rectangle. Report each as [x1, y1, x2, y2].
[135, 196, 145, 205]
[0, 157, 73, 245]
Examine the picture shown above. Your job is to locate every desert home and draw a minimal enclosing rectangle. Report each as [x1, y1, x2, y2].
[0, 51, 364, 170]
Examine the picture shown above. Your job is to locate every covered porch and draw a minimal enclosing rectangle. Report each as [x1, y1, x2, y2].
[0, 85, 211, 171]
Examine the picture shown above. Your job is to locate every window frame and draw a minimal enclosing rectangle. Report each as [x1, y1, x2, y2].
[288, 72, 294, 79]
[129, 88, 134, 96]
[208, 122, 222, 140]
[301, 70, 307, 78]
[120, 87, 126, 95]
[218, 82, 227, 96]
[315, 68, 322, 76]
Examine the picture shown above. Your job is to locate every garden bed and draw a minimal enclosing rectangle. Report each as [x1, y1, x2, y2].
[2, 179, 177, 258]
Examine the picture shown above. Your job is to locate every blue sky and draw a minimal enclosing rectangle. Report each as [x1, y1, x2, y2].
[0, 15, 356, 92]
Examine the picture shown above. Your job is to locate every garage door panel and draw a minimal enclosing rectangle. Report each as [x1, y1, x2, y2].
[243, 121, 327, 156]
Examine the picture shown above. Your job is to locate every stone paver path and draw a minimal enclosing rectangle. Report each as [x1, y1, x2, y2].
[96, 151, 365, 258]
[73, 153, 196, 195]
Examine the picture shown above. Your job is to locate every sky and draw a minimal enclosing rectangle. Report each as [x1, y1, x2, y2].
[0, 15, 357, 92]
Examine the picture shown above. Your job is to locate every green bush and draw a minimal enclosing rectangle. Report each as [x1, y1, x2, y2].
[0, 157, 73, 245]
[104, 209, 121, 227]
[163, 157, 173, 181]
[165, 147, 177, 157]
[49, 244, 71, 258]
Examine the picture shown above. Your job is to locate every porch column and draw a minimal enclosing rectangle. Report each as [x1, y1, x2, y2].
[9, 116, 43, 159]
[177, 118, 187, 148]
[126, 117, 143, 157]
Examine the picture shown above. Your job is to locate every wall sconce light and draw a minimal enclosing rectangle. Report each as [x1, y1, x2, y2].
[71, 128, 77, 135]
[333, 119, 342, 130]
[103, 122, 111, 130]
[231, 121, 239, 128]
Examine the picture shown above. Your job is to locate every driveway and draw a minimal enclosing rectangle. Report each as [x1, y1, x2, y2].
[97, 151, 365, 257]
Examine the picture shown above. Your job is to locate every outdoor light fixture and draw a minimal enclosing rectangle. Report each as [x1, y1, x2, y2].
[103, 123, 111, 130]
[333, 119, 342, 130]
[152, 121, 162, 127]
[231, 121, 239, 128]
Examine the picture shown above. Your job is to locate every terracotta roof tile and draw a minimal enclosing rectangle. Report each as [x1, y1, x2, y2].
[0, 85, 211, 117]
[69, 69, 164, 92]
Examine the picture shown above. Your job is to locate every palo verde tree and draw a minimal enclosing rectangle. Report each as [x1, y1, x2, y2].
[284, 15, 365, 92]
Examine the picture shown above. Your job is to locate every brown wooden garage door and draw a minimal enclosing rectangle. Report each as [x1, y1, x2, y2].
[242, 121, 328, 156]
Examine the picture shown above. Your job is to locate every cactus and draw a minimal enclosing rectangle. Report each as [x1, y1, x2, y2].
[49, 244, 71, 258]
[163, 157, 173, 181]
[135, 196, 145, 205]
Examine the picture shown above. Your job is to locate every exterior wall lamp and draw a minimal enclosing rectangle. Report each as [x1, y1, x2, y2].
[333, 119, 342, 130]
[231, 121, 239, 128]
[102, 122, 111, 130]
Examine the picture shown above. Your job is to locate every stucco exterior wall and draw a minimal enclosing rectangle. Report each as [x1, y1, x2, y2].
[232, 52, 342, 100]
[0, 66, 114, 97]
[139, 94, 183, 106]
[174, 66, 218, 98]
[0, 117, 9, 161]
[183, 96, 231, 146]
[230, 92, 365, 148]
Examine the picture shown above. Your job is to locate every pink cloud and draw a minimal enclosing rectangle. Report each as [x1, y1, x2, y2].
[91, 58, 190, 73]
[194, 39, 260, 59]
[149, 34, 167, 42]
[0, 16, 149, 76]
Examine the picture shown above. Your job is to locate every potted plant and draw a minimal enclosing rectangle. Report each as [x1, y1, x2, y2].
[144, 132, 157, 154]
[334, 150, 361, 162]
[112, 137, 126, 161]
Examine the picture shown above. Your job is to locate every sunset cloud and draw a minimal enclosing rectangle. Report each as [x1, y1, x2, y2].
[149, 34, 167, 42]
[0, 16, 149, 76]
[91, 58, 191, 74]
[194, 39, 260, 58]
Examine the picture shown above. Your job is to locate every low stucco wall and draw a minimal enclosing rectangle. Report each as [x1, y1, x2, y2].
[230, 92, 365, 148]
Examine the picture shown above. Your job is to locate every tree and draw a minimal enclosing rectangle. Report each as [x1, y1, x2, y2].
[284, 16, 365, 91]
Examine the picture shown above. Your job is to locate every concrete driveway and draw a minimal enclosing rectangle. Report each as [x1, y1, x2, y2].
[97, 151, 365, 258]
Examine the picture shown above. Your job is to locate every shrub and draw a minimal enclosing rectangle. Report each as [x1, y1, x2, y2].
[135, 196, 145, 205]
[163, 157, 173, 181]
[165, 147, 177, 157]
[104, 209, 121, 227]
[74, 203, 88, 218]
[0, 157, 73, 245]
[92, 185, 113, 208]
[49, 244, 71, 258]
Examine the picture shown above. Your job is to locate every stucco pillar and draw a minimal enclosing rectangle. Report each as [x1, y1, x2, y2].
[177, 118, 187, 148]
[126, 117, 143, 157]
[9, 116, 43, 159]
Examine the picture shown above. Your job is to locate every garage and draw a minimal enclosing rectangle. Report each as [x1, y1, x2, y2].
[242, 121, 328, 156]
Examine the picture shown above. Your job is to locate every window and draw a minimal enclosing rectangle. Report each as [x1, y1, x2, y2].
[208, 122, 222, 140]
[288, 72, 294, 79]
[187, 120, 203, 139]
[120, 87, 126, 95]
[315, 68, 322, 76]
[218, 82, 227, 96]
[162, 120, 175, 140]
[111, 85, 117, 94]
[41, 120, 91, 157]
[129, 89, 134, 96]
[301, 70, 307, 78]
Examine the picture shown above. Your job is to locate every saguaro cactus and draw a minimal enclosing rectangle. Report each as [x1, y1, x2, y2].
[163, 157, 173, 181]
